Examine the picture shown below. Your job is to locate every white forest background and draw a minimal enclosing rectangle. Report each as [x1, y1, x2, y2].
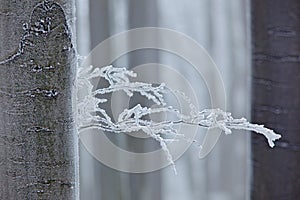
[76, 0, 251, 200]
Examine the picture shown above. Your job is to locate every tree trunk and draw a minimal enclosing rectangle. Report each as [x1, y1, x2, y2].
[0, 0, 78, 199]
[251, 0, 300, 199]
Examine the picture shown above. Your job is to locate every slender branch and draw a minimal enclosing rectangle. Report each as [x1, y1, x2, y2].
[77, 65, 282, 172]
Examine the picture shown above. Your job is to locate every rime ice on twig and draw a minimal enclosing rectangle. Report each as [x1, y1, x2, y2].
[192, 109, 281, 147]
[77, 65, 282, 172]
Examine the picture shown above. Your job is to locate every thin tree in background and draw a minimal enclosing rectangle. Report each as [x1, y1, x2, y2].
[251, 0, 300, 199]
[0, 1, 78, 199]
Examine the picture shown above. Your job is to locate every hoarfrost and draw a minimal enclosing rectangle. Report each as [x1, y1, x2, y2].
[77, 65, 282, 172]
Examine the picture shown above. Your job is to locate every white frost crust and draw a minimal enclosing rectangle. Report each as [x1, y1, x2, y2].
[77, 65, 282, 172]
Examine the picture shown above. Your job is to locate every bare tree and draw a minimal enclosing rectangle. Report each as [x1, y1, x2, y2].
[251, 0, 300, 199]
[0, 0, 78, 199]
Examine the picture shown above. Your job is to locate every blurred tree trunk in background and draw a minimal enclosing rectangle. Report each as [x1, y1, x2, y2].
[0, 0, 78, 199]
[251, 0, 300, 199]
[79, 1, 162, 199]
[79, 0, 251, 200]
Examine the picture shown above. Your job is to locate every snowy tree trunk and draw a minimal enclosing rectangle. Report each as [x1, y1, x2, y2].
[0, 0, 78, 199]
[251, 0, 300, 199]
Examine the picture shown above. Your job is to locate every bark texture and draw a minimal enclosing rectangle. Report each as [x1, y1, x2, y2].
[0, 0, 77, 199]
[251, 0, 300, 199]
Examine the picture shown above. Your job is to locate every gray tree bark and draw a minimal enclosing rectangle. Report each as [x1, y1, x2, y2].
[251, 0, 300, 199]
[0, 0, 78, 199]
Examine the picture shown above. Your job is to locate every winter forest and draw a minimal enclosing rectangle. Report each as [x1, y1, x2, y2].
[0, 0, 299, 200]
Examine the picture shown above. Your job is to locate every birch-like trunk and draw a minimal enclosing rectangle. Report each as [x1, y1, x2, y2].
[0, 0, 78, 199]
[251, 0, 300, 199]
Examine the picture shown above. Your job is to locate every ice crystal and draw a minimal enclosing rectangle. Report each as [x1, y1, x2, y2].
[77, 65, 282, 173]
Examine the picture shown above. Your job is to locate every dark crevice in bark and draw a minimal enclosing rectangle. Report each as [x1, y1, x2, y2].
[254, 53, 300, 63]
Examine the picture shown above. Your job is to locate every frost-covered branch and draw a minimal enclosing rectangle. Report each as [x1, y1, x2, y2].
[77, 65, 282, 172]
